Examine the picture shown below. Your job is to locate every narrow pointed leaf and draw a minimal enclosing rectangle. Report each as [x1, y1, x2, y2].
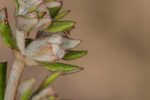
[54, 10, 70, 20]
[62, 67, 84, 75]
[63, 50, 87, 60]
[49, 7, 62, 18]
[49, 96, 55, 100]
[0, 23, 18, 49]
[40, 72, 62, 90]
[46, 21, 75, 33]
[33, 72, 62, 95]
[40, 62, 82, 72]
[0, 8, 18, 50]
[14, 0, 19, 11]
[0, 62, 7, 100]
[21, 89, 32, 100]
[19, 79, 35, 100]
[46, 1, 62, 18]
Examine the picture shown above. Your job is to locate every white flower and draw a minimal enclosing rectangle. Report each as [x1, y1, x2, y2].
[16, 0, 52, 55]
[18, 0, 43, 15]
[25, 33, 80, 65]
[15, 0, 80, 65]
[45, 1, 62, 8]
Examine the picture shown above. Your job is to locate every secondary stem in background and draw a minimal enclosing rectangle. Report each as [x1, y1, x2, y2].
[0, 62, 7, 100]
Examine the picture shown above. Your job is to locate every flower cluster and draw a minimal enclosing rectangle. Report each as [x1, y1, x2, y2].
[15, 0, 82, 66]
[0, 0, 87, 99]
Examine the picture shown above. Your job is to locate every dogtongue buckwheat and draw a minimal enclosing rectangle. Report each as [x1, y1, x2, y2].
[0, 0, 87, 100]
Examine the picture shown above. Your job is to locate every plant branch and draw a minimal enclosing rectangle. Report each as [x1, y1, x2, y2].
[4, 57, 24, 100]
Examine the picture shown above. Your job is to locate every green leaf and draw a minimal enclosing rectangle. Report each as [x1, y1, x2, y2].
[49, 6, 62, 18]
[21, 88, 32, 100]
[40, 62, 82, 72]
[46, 21, 75, 33]
[46, 1, 62, 18]
[63, 50, 88, 60]
[0, 62, 7, 100]
[33, 71, 62, 95]
[14, 0, 19, 11]
[0, 23, 18, 50]
[19, 79, 35, 100]
[54, 10, 70, 20]
[0, 8, 18, 50]
[40, 72, 62, 90]
[49, 96, 55, 100]
[25, 38, 33, 47]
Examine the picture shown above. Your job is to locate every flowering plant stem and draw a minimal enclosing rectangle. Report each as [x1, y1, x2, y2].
[0, 0, 87, 99]
[4, 58, 24, 100]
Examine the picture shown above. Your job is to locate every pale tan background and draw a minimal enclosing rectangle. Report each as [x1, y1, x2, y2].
[1, 0, 150, 100]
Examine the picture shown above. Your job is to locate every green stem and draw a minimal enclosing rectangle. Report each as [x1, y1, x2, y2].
[0, 62, 7, 100]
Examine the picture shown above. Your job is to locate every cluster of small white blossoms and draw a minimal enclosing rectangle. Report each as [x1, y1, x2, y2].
[0, 0, 85, 99]
[15, 0, 80, 66]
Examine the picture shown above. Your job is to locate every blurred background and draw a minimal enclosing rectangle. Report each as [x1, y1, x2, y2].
[1, 0, 150, 100]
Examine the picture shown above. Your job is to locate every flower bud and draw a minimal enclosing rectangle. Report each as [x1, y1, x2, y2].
[25, 33, 80, 64]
